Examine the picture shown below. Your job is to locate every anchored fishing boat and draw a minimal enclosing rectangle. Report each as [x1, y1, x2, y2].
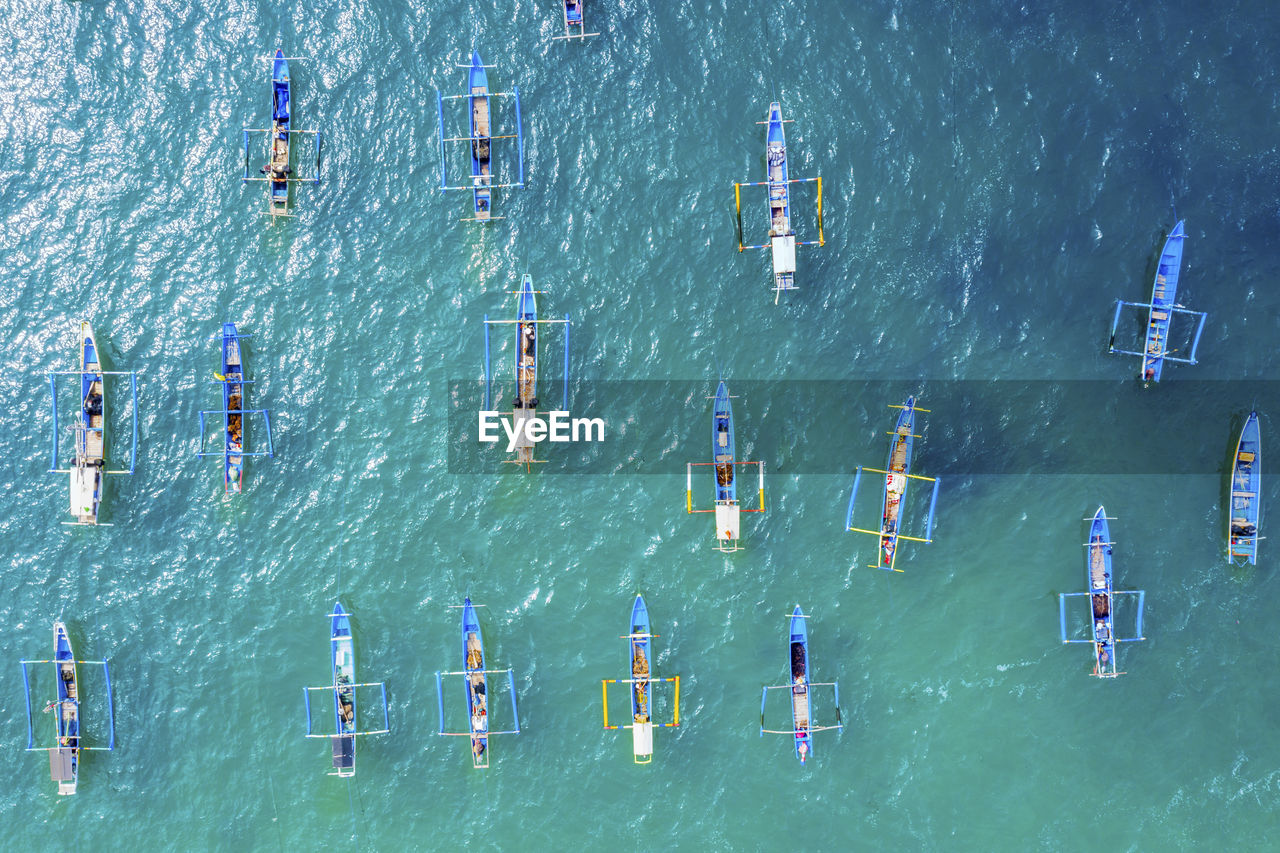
[302, 603, 389, 777]
[482, 275, 571, 469]
[685, 380, 765, 551]
[241, 50, 322, 218]
[846, 397, 940, 572]
[760, 606, 841, 763]
[1228, 412, 1262, 565]
[553, 0, 600, 40]
[1108, 220, 1208, 384]
[1059, 507, 1147, 677]
[48, 322, 138, 525]
[437, 52, 525, 221]
[601, 595, 679, 764]
[20, 621, 115, 794]
[734, 102, 824, 302]
[197, 323, 275, 493]
[435, 598, 521, 768]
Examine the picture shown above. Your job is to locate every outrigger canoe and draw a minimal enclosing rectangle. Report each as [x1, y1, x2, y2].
[221, 323, 245, 494]
[1108, 220, 1207, 384]
[462, 598, 490, 769]
[712, 380, 737, 537]
[468, 52, 493, 220]
[53, 622, 80, 795]
[1059, 507, 1146, 677]
[512, 277, 538, 465]
[878, 397, 919, 569]
[788, 606, 812, 763]
[269, 50, 291, 216]
[765, 103, 793, 294]
[628, 595, 654, 761]
[330, 603, 356, 776]
[71, 323, 106, 524]
[1229, 412, 1262, 565]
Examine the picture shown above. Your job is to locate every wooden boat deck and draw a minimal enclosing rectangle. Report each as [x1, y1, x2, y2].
[791, 683, 810, 728]
[1089, 542, 1107, 589]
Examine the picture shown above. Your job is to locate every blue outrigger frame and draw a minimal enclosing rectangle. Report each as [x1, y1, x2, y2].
[20, 622, 115, 794]
[48, 322, 138, 526]
[436, 52, 524, 222]
[1228, 411, 1262, 566]
[1059, 507, 1146, 678]
[196, 323, 275, 493]
[302, 602, 390, 777]
[846, 397, 940, 573]
[685, 380, 765, 552]
[1108, 220, 1207, 384]
[734, 102, 824, 303]
[434, 598, 521, 769]
[482, 275, 570, 468]
[761, 606, 841, 764]
[241, 50, 322, 219]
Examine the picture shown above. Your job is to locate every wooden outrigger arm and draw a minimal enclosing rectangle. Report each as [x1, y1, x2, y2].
[302, 683, 391, 736]
[845, 466, 941, 543]
[759, 682, 843, 734]
[1059, 590, 1146, 644]
[601, 676, 680, 730]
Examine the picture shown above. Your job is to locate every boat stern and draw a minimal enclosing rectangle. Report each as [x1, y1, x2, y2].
[771, 234, 796, 292]
[69, 465, 101, 523]
[52, 747, 77, 794]
[632, 720, 654, 763]
[715, 502, 741, 549]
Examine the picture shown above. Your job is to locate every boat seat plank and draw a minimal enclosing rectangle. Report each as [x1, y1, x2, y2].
[1232, 491, 1257, 498]
[1238, 452, 1256, 463]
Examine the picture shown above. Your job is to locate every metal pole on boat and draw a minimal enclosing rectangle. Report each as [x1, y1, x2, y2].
[815, 177, 825, 246]
[313, 133, 323, 185]
[672, 676, 680, 726]
[303, 687, 313, 736]
[686, 464, 693, 513]
[379, 683, 390, 733]
[241, 130, 250, 182]
[101, 661, 115, 750]
[1134, 590, 1145, 639]
[1058, 595, 1069, 643]
[758, 462, 765, 511]
[1188, 312, 1207, 363]
[434, 672, 446, 735]
[514, 87, 524, 187]
[734, 183, 744, 251]
[262, 410, 275, 458]
[20, 661, 34, 749]
[436, 91, 447, 193]
[561, 314, 570, 412]
[924, 477, 940, 542]
[845, 468, 862, 530]
[507, 669, 520, 733]
[48, 375, 59, 472]
[758, 687, 768, 735]
[483, 315, 491, 412]
[1107, 300, 1125, 352]
[128, 373, 138, 474]
[601, 680, 611, 728]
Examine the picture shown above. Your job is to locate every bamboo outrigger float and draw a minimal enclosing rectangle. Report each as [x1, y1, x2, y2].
[1059, 507, 1147, 677]
[197, 323, 275, 493]
[601, 595, 679, 764]
[435, 598, 521, 769]
[1228, 412, 1262, 566]
[302, 603, 390, 777]
[48, 322, 138, 525]
[1108, 220, 1207, 385]
[684, 380, 765, 552]
[241, 50, 322, 219]
[20, 621, 115, 795]
[553, 0, 600, 40]
[436, 52, 525, 221]
[482, 275, 571, 469]
[760, 606, 841, 764]
[734, 102, 824, 303]
[846, 397, 940, 572]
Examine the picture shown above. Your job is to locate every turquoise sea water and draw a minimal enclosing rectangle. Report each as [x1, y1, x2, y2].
[4, 0, 1280, 849]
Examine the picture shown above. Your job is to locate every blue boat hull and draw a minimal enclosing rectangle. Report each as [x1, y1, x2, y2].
[270, 50, 291, 210]
[1086, 507, 1118, 676]
[462, 598, 489, 766]
[629, 595, 651, 726]
[879, 397, 917, 569]
[468, 52, 492, 219]
[1141, 220, 1186, 383]
[1229, 412, 1262, 565]
[330, 603, 356, 774]
[789, 606, 811, 763]
[712, 381, 735, 504]
[221, 323, 244, 494]
[54, 622, 79, 794]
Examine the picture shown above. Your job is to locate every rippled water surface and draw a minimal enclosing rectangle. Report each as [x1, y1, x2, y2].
[3, 0, 1280, 849]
